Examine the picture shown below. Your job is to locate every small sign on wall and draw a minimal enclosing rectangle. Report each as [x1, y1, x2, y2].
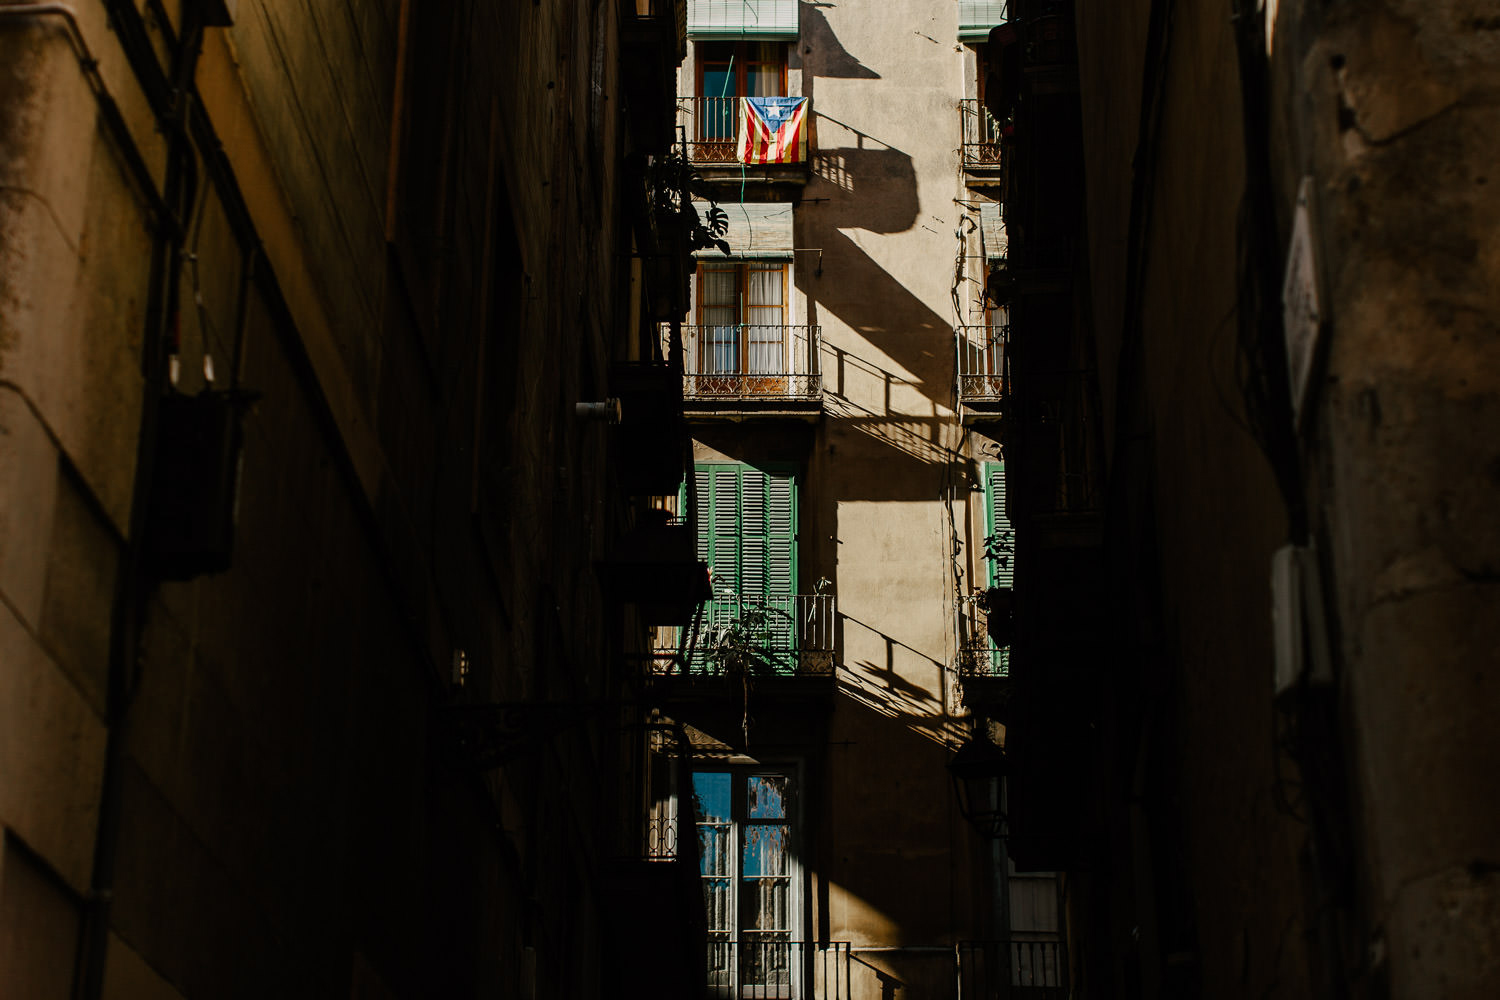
[1282, 177, 1323, 427]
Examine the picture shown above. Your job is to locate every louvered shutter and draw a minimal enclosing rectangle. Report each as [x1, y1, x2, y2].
[979, 201, 1006, 263]
[958, 1, 1009, 41]
[983, 462, 1012, 674]
[764, 470, 796, 672]
[983, 462, 1012, 588]
[688, 0, 798, 39]
[692, 201, 795, 260]
[687, 464, 798, 674]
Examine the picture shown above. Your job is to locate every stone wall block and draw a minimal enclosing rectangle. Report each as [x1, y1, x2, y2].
[1350, 582, 1500, 905]
[1385, 863, 1500, 1000]
[0, 601, 107, 891]
[0, 387, 60, 629]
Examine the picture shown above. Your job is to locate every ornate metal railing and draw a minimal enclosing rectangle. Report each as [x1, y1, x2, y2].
[957, 324, 1009, 404]
[644, 814, 679, 860]
[957, 939, 1067, 999]
[678, 96, 742, 163]
[673, 325, 824, 402]
[956, 593, 1010, 678]
[960, 98, 1006, 171]
[649, 593, 836, 677]
[676, 96, 813, 163]
[705, 940, 851, 999]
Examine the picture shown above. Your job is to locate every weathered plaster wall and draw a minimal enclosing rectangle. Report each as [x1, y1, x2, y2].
[1275, 3, 1500, 995]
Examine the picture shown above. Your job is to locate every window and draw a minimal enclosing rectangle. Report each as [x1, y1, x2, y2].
[694, 767, 802, 997]
[689, 463, 798, 674]
[699, 41, 787, 99]
[693, 41, 788, 156]
[698, 261, 789, 380]
[981, 462, 1013, 673]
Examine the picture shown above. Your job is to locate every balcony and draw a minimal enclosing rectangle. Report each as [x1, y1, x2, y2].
[956, 591, 1012, 716]
[957, 324, 1009, 418]
[957, 939, 1067, 1000]
[960, 98, 1007, 182]
[672, 324, 823, 417]
[676, 96, 812, 186]
[650, 592, 836, 679]
[704, 940, 851, 999]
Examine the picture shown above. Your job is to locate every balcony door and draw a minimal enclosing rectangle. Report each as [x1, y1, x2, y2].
[698, 41, 787, 152]
[694, 767, 802, 998]
[689, 463, 797, 674]
[699, 261, 789, 393]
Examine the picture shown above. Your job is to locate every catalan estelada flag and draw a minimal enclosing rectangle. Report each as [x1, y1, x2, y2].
[737, 96, 808, 165]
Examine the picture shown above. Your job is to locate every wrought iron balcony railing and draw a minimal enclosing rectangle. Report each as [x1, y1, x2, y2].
[957, 939, 1067, 999]
[706, 940, 851, 999]
[676, 96, 811, 164]
[956, 593, 1010, 678]
[650, 593, 836, 678]
[679, 96, 740, 163]
[957, 324, 1010, 405]
[673, 325, 824, 402]
[960, 98, 1007, 173]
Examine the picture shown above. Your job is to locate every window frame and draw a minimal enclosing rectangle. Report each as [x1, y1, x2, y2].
[695, 260, 791, 376]
[696, 40, 789, 100]
[691, 762, 806, 999]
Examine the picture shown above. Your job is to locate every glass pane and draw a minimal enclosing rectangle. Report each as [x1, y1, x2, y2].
[746, 774, 788, 818]
[741, 823, 788, 875]
[701, 265, 738, 307]
[702, 65, 736, 100]
[740, 874, 790, 931]
[693, 772, 733, 821]
[745, 265, 783, 308]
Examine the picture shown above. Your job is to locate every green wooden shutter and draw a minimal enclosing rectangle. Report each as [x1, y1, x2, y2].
[984, 462, 1012, 588]
[762, 473, 798, 677]
[983, 462, 1012, 674]
[688, 464, 797, 674]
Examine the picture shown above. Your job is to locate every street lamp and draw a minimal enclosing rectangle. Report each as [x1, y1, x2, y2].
[947, 730, 1008, 838]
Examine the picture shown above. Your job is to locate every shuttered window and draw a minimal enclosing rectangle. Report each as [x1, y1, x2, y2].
[982, 462, 1012, 674]
[983, 462, 1012, 588]
[958, 0, 1009, 41]
[690, 463, 798, 673]
[689, 0, 799, 39]
[979, 201, 1006, 263]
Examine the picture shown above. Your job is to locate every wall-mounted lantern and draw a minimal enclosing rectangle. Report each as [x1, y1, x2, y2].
[947, 730, 1009, 839]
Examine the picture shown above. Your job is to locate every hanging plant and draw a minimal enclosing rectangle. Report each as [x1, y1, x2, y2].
[645, 149, 731, 257]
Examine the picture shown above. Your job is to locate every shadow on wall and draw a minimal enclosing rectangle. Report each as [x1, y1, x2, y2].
[838, 613, 966, 750]
[802, 228, 951, 394]
[809, 146, 920, 234]
[800, 4, 880, 80]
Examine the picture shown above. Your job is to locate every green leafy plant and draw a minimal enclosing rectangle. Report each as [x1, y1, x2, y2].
[645, 148, 731, 256]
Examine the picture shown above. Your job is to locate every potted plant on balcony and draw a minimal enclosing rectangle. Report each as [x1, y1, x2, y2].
[704, 601, 773, 744]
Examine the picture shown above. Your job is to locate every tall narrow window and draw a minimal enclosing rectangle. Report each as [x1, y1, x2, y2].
[694, 768, 800, 997]
[695, 41, 788, 156]
[689, 463, 798, 674]
[697, 262, 789, 388]
[983, 461, 1013, 673]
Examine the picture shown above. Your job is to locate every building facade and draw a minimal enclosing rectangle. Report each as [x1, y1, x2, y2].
[993, 1, 1500, 998]
[643, 2, 1062, 997]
